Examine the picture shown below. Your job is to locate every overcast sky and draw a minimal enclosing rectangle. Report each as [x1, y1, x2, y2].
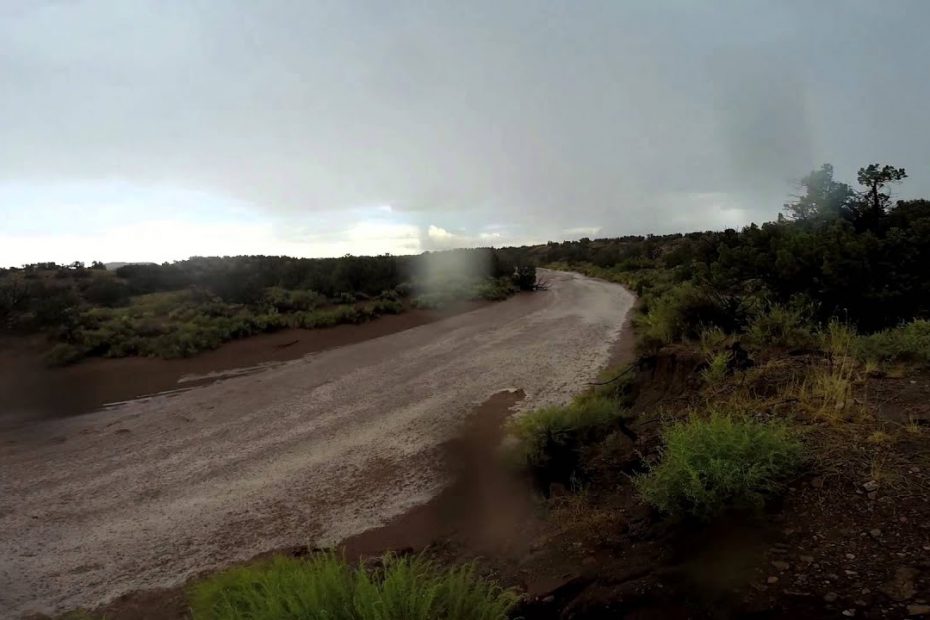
[2, 0, 929, 266]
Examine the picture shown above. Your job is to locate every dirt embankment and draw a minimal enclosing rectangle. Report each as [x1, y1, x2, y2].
[1, 270, 635, 618]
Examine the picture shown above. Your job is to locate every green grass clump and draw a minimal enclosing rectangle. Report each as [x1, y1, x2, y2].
[635, 412, 803, 519]
[508, 395, 622, 474]
[188, 553, 516, 620]
[855, 319, 930, 366]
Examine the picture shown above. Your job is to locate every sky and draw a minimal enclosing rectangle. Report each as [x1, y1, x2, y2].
[2, 0, 929, 266]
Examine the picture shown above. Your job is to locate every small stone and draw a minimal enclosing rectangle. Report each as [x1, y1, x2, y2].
[541, 595, 555, 604]
[868, 491, 878, 500]
[907, 604, 930, 616]
[870, 529, 882, 538]
[846, 553, 856, 560]
[855, 599, 867, 606]
[825, 592, 839, 603]
[767, 576, 779, 584]
[772, 561, 790, 571]
[863, 480, 880, 492]
[801, 555, 815, 563]
[880, 566, 918, 602]
[810, 477, 824, 488]
[842, 609, 856, 617]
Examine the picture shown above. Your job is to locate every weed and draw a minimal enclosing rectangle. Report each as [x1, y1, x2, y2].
[507, 395, 622, 480]
[855, 319, 930, 367]
[701, 351, 732, 387]
[867, 430, 893, 445]
[634, 411, 803, 519]
[744, 303, 817, 351]
[189, 552, 516, 620]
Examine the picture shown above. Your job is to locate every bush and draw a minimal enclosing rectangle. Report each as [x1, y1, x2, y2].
[744, 303, 817, 351]
[635, 412, 803, 519]
[635, 283, 733, 351]
[855, 319, 930, 366]
[508, 395, 622, 481]
[188, 553, 516, 620]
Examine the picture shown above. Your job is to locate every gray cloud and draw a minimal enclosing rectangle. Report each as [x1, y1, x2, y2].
[2, 0, 930, 250]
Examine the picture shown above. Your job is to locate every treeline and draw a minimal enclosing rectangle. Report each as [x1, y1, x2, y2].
[0, 248, 534, 364]
[523, 162, 929, 334]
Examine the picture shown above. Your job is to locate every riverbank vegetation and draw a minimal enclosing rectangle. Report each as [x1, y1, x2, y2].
[1, 250, 534, 365]
[189, 553, 516, 620]
[505, 163, 930, 615]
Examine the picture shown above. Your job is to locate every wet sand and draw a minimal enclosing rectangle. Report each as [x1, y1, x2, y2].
[0, 270, 634, 617]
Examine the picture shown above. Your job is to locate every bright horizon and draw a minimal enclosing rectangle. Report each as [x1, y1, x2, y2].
[3, 1, 930, 267]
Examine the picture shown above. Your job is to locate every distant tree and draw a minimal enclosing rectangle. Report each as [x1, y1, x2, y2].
[783, 164, 854, 221]
[856, 163, 907, 223]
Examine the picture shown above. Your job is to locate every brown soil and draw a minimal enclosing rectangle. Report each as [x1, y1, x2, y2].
[0, 301, 487, 426]
[509, 351, 930, 619]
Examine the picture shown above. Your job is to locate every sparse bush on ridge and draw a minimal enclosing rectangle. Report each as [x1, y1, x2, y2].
[188, 552, 516, 620]
[634, 412, 803, 519]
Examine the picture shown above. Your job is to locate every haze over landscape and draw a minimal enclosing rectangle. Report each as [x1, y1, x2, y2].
[4, 3, 930, 619]
[3, 0, 930, 265]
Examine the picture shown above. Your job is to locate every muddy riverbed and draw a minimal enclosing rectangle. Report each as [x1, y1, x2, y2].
[0, 270, 634, 617]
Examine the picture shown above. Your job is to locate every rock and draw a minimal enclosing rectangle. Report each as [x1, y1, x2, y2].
[870, 529, 882, 538]
[879, 566, 918, 601]
[810, 477, 824, 489]
[863, 480, 880, 492]
[846, 553, 856, 560]
[800, 555, 815, 564]
[907, 604, 930, 616]
[767, 576, 779, 584]
[825, 592, 839, 603]
[842, 609, 856, 617]
[772, 561, 791, 571]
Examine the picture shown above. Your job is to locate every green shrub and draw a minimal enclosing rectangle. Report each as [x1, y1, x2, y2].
[635, 412, 803, 519]
[188, 553, 516, 620]
[508, 395, 622, 478]
[855, 319, 930, 366]
[744, 303, 817, 351]
[701, 351, 731, 386]
[635, 283, 731, 351]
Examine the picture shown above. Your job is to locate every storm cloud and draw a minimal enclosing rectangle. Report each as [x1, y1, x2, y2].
[2, 1, 929, 263]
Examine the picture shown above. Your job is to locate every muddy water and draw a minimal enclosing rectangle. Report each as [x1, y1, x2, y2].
[341, 389, 542, 559]
[0, 302, 486, 426]
[1, 270, 635, 616]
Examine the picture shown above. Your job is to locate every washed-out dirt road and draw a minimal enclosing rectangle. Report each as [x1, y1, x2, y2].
[0, 270, 634, 617]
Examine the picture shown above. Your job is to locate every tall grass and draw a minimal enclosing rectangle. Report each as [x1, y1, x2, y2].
[189, 553, 516, 620]
[855, 319, 930, 367]
[635, 411, 803, 519]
